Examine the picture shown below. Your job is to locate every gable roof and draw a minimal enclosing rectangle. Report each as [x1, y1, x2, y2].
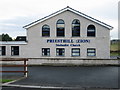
[23, 6, 113, 30]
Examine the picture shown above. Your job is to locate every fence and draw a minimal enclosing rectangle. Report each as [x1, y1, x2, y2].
[0, 58, 28, 77]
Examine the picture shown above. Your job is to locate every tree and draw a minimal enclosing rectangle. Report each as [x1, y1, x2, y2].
[0, 34, 13, 41]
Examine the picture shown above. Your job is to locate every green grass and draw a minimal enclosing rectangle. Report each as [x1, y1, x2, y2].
[110, 42, 120, 56]
[0, 79, 13, 83]
[110, 52, 119, 56]
[110, 44, 119, 51]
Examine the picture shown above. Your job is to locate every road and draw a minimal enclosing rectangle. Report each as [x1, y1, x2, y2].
[2, 66, 120, 89]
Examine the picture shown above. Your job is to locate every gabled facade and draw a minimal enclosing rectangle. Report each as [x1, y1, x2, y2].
[0, 6, 113, 59]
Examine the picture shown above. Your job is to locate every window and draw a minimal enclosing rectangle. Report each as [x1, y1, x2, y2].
[87, 48, 96, 56]
[56, 48, 65, 56]
[87, 25, 96, 37]
[72, 19, 80, 37]
[42, 48, 50, 56]
[11, 46, 19, 56]
[72, 48, 80, 56]
[56, 19, 65, 37]
[0, 46, 6, 56]
[42, 25, 50, 37]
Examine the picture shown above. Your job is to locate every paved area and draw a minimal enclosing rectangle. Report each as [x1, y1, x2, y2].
[2, 66, 119, 89]
[2, 75, 23, 80]
[110, 56, 119, 59]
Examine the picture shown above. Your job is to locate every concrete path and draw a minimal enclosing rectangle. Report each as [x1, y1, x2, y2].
[2, 66, 120, 89]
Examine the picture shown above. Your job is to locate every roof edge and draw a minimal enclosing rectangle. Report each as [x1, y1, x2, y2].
[0, 41, 27, 45]
[23, 6, 113, 30]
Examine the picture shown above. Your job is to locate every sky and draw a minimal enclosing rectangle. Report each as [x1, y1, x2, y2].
[0, 0, 119, 40]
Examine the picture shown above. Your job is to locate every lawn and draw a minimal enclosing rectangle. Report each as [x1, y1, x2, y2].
[110, 43, 119, 51]
[110, 42, 120, 56]
[0, 79, 13, 83]
[110, 52, 119, 56]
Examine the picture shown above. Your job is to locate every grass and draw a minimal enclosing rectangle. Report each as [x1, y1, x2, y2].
[110, 52, 119, 56]
[110, 42, 120, 56]
[0, 79, 13, 83]
[110, 43, 119, 51]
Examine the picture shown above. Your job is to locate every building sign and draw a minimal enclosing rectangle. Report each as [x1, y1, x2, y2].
[47, 39, 90, 47]
[47, 39, 90, 43]
[56, 44, 80, 47]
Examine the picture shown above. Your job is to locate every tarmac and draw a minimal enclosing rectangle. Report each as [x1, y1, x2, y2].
[2, 66, 120, 90]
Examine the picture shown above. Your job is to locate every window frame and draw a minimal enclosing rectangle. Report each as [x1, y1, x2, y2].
[42, 48, 50, 56]
[71, 48, 80, 57]
[0, 46, 6, 56]
[87, 48, 96, 57]
[42, 24, 50, 37]
[56, 19, 65, 37]
[11, 46, 19, 56]
[87, 25, 96, 37]
[72, 19, 80, 37]
[56, 48, 65, 56]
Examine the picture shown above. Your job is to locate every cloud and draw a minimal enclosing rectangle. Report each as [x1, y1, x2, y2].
[0, 0, 118, 20]
[0, 23, 18, 27]
[0, 0, 119, 39]
[109, 20, 118, 39]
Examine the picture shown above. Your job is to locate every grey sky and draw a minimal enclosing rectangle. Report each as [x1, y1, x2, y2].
[0, 0, 119, 39]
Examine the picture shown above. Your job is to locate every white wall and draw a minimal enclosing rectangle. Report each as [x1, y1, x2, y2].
[0, 10, 110, 59]
[0, 44, 27, 58]
[26, 11, 110, 59]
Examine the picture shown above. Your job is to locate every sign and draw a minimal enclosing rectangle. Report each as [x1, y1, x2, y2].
[56, 44, 80, 47]
[47, 39, 90, 43]
[46, 39, 90, 47]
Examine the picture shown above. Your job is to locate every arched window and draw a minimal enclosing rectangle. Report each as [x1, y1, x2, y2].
[42, 25, 50, 37]
[87, 25, 95, 37]
[72, 19, 80, 37]
[56, 19, 65, 37]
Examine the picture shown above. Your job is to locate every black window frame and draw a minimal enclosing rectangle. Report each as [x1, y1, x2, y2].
[42, 48, 50, 56]
[87, 25, 96, 37]
[56, 19, 65, 37]
[71, 48, 80, 57]
[56, 48, 65, 56]
[87, 48, 96, 56]
[0, 46, 6, 56]
[42, 25, 50, 37]
[72, 19, 80, 37]
[11, 46, 19, 56]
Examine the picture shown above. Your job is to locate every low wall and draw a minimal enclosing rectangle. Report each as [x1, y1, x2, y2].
[28, 58, 119, 66]
[1, 58, 120, 66]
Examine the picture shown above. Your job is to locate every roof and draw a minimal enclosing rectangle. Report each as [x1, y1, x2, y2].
[0, 41, 27, 45]
[16, 36, 26, 38]
[15, 36, 26, 41]
[23, 6, 113, 30]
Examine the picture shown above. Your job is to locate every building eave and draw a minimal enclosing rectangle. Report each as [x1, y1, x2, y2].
[0, 41, 27, 45]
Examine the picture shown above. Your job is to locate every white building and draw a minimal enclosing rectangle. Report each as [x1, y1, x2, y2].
[0, 6, 113, 61]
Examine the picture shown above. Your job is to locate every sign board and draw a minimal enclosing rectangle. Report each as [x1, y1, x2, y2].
[47, 39, 90, 47]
